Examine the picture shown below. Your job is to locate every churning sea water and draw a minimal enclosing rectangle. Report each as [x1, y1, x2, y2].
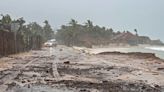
[91, 46, 164, 60]
[118, 46, 164, 60]
[143, 46, 164, 59]
[145, 47, 164, 52]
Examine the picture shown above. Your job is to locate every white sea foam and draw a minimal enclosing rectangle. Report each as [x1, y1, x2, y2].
[145, 47, 164, 52]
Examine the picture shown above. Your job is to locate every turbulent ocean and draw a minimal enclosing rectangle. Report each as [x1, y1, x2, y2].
[145, 47, 164, 52]
[118, 46, 164, 60]
[142, 46, 164, 59]
[91, 46, 164, 60]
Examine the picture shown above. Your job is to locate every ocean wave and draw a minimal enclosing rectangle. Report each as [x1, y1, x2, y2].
[145, 47, 164, 52]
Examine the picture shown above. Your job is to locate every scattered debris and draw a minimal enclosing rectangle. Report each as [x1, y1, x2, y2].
[0, 46, 164, 92]
[64, 61, 70, 64]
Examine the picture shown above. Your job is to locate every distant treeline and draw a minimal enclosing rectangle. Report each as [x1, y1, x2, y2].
[56, 19, 164, 47]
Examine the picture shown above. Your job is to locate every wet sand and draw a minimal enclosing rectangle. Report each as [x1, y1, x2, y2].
[0, 45, 164, 92]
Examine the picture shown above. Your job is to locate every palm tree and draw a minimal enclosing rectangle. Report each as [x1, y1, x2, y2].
[16, 17, 25, 34]
[85, 20, 93, 28]
[134, 29, 138, 36]
[68, 19, 79, 46]
[69, 19, 78, 27]
[44, 20, 49, 25]
[1, 14, 12, 24]
[43, 20, 54, 41]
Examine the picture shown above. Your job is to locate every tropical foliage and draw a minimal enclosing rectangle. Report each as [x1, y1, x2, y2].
[0, 14, 55, 42]
[56, 19, 121, 47]
[56, 19, 164, 47]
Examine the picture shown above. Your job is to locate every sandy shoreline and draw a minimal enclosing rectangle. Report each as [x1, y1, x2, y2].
[0, 45, 164, 92]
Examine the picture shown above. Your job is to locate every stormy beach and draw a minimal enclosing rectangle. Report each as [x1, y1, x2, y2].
[0, 45, 163, 92]
[1, 0, 164, 91]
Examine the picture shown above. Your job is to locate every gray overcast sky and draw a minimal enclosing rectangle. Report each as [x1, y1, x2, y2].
[0, 0, 164, 41]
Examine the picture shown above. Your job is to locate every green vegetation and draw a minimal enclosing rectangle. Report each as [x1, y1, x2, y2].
[0, 14, 55, 42]
[56, 19, 114, 47]
[1, 14, 12, 24]
[56, 19, 164, 47]
[0, 15, 163, 48]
